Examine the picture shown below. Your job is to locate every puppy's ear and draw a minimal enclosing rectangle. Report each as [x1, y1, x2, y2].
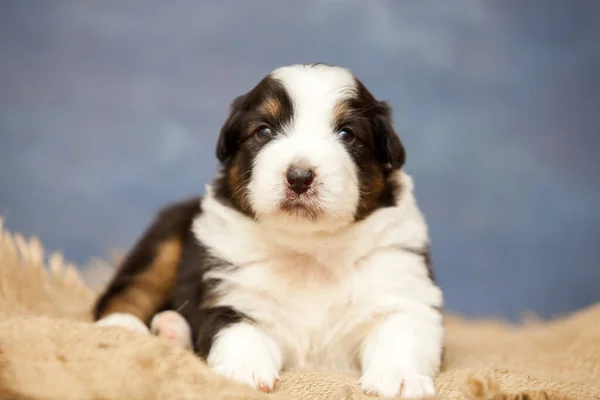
[371, 100, 406, 170]
[216, 94, 248, 164]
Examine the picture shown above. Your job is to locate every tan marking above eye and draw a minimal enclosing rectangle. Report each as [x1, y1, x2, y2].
[259, 97, 282, 119]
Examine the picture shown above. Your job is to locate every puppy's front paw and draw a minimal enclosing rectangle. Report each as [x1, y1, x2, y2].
[360, 372, 435, 399]
[207, 322, 282, 393]
[150, 310, 193, 349]
[95, 313, 150, 334]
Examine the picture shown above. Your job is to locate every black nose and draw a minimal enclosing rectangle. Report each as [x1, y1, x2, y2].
[286, 166, 314, 194]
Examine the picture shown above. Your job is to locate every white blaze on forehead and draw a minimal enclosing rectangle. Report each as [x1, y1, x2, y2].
[270, 64, 357, 138]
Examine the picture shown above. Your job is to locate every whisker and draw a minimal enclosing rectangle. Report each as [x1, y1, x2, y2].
[174, 300, 190, 313]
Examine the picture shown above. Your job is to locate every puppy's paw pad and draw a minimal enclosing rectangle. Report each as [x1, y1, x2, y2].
[150, 311, 192, 349]
[360, 373, 435, 399]
[95, 313, 150, 334]
[211, 364, 279, 393]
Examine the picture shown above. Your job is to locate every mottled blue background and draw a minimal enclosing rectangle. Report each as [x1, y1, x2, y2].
[1, 1, 599, 321]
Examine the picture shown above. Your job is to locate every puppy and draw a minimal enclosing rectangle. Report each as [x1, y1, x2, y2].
[93, 63, 444, 399]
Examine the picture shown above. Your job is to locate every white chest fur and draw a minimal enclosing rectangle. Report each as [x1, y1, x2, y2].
[192, 171, 442, 372]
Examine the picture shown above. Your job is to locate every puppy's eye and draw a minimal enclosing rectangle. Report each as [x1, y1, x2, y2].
[338, 129, 355, 144]
[255, 126, 273, 140]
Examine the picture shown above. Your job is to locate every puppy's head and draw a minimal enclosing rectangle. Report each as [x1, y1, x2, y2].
[215, 63, 405, 231]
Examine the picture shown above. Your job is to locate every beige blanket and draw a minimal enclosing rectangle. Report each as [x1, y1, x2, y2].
[0, 219, 599, 400]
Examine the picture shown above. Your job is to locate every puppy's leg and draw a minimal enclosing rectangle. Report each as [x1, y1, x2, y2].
[204, 319, 282, 393]
[93, 198, 201, 333]
[359, 307, 443, 399]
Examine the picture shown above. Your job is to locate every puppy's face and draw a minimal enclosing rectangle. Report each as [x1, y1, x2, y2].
[215, 64, 405, 231]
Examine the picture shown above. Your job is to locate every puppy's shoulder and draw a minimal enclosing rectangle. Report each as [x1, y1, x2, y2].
[354, 171, 429, 247]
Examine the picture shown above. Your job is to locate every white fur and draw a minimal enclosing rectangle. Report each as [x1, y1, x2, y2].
[193, 170, 444, 398]
[360, 312, 440, 398]
[95, 312, 150, 334]
[207, 322, 283, 392]
[247, 64, 360, 232]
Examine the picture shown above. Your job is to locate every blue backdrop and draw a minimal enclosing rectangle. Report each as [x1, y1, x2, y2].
[1, 1, 598, 321]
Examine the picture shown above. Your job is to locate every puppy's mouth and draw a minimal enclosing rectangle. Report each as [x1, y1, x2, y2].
[277, 189, 322, 220]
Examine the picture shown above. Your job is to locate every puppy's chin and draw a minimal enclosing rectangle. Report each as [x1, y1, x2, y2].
[277, 191, 323, 222]
[254, 193, 356, 234]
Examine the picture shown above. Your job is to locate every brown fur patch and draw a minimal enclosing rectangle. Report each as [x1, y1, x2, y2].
[227, 161, 240, 187]
[259, 97, 282, 120]
[226, 155, 253, 215]
[355, 165, 386, 219]
[101, 236, 182, 322]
